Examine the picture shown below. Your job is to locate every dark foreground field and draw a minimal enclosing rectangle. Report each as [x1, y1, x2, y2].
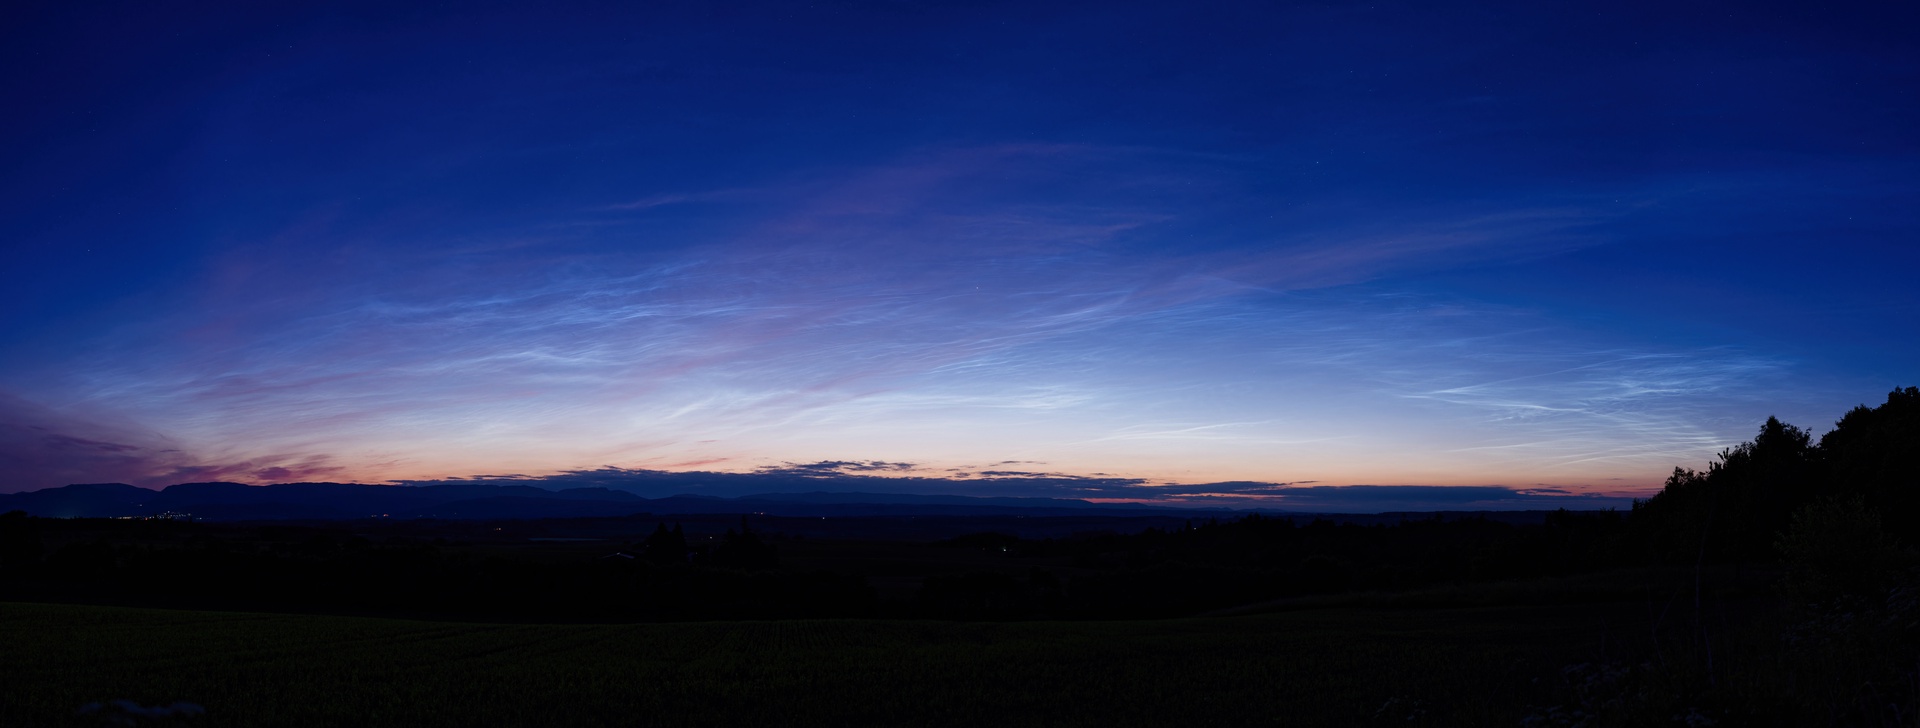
[7, 598, 1665, 727]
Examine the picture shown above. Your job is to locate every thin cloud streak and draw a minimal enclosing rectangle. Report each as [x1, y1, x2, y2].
[0, 147, 1817, 492]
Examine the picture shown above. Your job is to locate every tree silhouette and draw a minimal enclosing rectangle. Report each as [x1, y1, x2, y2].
[1634, 386, 1919, 568]
[1775, 495, 1901, 608]
[714, 516, 777, 570]
[643, 522, 688, 565]
[1817, 386, 1920, 521]
[1714, 416, 1817, 557]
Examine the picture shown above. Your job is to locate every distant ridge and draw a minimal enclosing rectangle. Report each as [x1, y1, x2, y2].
[0, 482, 1175, 521]
[0, 481, 1579, 524]
[0, 482, 154, 518]
[736, 491, 1157, 508]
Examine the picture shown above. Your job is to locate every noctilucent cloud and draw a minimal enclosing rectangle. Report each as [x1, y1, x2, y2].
[3, 1, 1915, 505]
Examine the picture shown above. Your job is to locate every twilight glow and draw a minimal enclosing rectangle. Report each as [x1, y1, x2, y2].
[3, 2, 1916, 507]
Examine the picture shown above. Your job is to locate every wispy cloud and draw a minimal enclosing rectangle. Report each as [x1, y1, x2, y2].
[1393, 346, 1789, 472]
[0, 391, 358, 490]
[1, 145, 1802, 492]
[1210, 205, 1615, 292]
[604, 188, 754, 211]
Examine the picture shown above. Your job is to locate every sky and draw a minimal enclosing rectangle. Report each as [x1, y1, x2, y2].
[2, 0, 1915, 508]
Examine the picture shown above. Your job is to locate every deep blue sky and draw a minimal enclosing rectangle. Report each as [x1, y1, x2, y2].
[3, 1, 1915, 508]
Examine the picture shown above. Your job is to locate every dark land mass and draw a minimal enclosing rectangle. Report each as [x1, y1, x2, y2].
[2, 387, 1917, 726]
[0, 595, 1768, 728]
[0, 508, 1641, 622]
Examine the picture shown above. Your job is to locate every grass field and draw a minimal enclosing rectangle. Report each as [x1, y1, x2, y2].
[0, 599, 1664, 727]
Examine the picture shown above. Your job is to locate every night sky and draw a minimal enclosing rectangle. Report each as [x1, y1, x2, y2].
[3, 1, 1915, 508]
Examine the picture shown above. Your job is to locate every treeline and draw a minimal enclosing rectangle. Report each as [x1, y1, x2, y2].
[924, 386, 1920, 618]
[1629, 386, 1919, 606]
